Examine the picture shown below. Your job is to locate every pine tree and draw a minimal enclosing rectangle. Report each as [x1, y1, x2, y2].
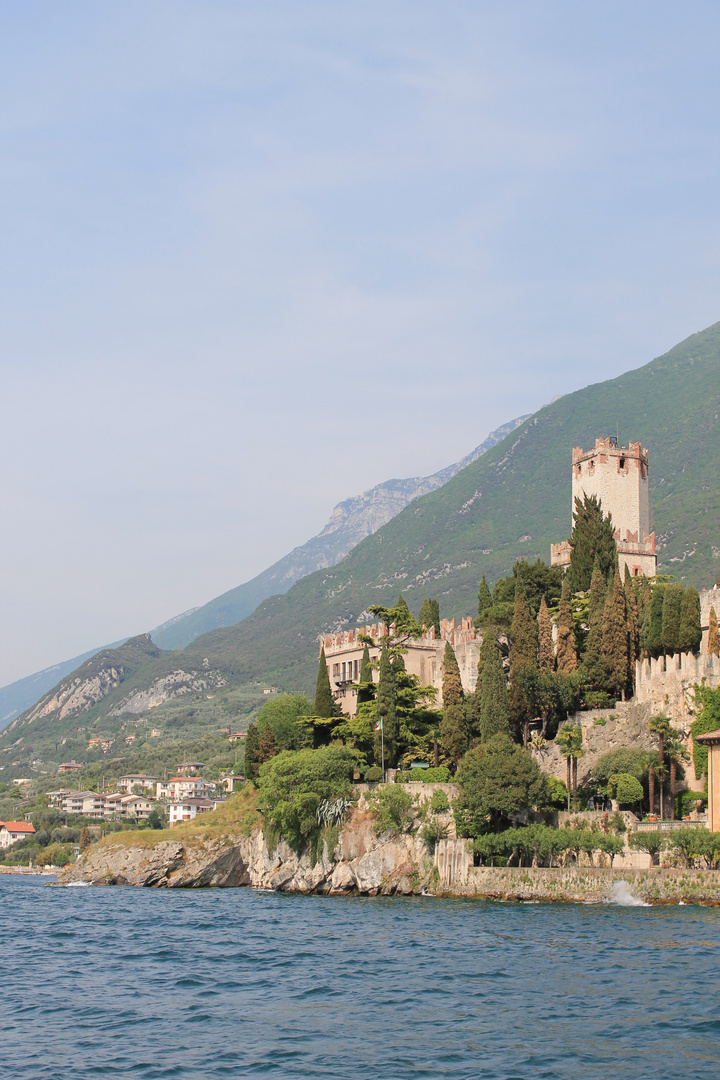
[375, 646, 397, 767]
[580, 560, 608, 689]
[678, 586, 702, 654]
[244, 722, 260, 780]
[508, 587, 538, 738]
[314, 647, 335, 717]
[418, 598, 440, 635]
[708, 606, 720, 658]
[538, 595, 554, 670]
[439, 642, 467, 765]
[661, 584, 684, 654]
[602, 568, 629, 698]
[624, 565, 639, 676]
[643, 586, 665, 658]
[477, 574, 493, 617]
[357, 644, 375, 704]
[556, 575, 578, 674]
[568, 494, 617, 592]
[480, 635, 510, 741]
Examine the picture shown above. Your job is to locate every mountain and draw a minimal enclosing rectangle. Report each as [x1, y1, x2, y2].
[0, 416, 526, 730]
[3, 320, 719, 775]
[150, 416, 529, 650]
[176, 320, 720, 693]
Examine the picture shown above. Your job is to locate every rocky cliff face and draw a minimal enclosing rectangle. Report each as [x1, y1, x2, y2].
[63, 797, 437, 896]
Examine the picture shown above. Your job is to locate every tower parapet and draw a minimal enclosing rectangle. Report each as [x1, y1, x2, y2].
[552, 436, 657, 577]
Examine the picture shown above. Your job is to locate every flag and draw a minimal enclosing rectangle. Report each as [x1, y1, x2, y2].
[374, 719, 383, 732]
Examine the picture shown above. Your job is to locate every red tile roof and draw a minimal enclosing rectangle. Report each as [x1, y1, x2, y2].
[2, 822, 35, 833]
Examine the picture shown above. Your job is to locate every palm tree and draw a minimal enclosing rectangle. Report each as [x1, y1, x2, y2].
[648, 714, 672, 818]
[665, 734, 690, 821]
[557, 724, 584, 812]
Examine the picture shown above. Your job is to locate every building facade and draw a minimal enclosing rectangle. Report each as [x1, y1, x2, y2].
[551, 436, 657, 577]
[320, 617, 482, 719]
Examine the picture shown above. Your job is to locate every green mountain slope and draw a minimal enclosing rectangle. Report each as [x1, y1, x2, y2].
[182, 321, 720, 692]
[2, 321, 719, 776]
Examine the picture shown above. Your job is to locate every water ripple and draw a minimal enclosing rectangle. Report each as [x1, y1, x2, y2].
[2, 878, 720, 1079]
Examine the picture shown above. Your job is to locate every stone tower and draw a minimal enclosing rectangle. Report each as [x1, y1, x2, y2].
[551, 436, 657, 577]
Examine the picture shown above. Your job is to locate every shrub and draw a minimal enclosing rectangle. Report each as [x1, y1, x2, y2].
[545, 776, 568, 810]
[583, 692, 616, 710]
[256, 746, 355, 855]
[610, 773, 644, 807]
[593, 717, 607, 727]
[395, 767, 451, 784]
[364, 766, 383, 783]
[679, 789, 707, 817]
[367, 786, 414, 834]
[430, 790, 450, 814]
[591, 748, 652, 783]
[420, 819, 449, 848]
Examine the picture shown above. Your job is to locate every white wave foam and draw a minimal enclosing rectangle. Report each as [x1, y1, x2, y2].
[608, 881, 650, 907]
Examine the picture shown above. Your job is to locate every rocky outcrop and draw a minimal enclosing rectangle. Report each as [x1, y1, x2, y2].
[63, 799, 436, 895]
[110, 669, 226, 716]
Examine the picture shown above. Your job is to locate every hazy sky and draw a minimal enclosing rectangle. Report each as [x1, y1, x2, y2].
[2, 2, 719, 686]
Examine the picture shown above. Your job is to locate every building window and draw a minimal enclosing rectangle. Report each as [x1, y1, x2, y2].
[333, 663, 340, 677]
[619, 457, 625, 470]
[354, 659, 359, 680]
[342, 662, 346, 681]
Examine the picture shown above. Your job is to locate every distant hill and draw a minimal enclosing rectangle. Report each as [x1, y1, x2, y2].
[3, 321, 719, 778]
[0, 416, 525, 730]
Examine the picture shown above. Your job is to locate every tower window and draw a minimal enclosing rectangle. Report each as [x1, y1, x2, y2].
[619, 457, 626, 469]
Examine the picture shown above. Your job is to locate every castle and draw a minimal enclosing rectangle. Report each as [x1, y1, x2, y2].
[320, 619, 481, 717]
[550, 436, 657, 577]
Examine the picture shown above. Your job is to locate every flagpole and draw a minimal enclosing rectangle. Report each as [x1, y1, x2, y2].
[381, 716, 385, 782]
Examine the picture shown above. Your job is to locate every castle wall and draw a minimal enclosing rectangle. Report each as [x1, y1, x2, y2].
[634, 651, 720, 726]
[321, 618, 482, 717]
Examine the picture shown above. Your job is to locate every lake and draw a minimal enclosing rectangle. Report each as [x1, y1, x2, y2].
[2, 876, 719, 1079]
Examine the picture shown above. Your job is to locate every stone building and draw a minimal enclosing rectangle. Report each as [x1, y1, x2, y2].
[551, 436, 657, 577]
[320, 618, 482, 718]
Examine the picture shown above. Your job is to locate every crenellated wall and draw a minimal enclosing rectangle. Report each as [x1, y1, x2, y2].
[634, 651, 720, 723]
[320, 617, 483, 716]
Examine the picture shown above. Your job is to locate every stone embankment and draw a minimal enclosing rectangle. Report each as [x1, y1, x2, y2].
[62, 797, 720, 904]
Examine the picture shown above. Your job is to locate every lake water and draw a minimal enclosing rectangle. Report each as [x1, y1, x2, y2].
[2, 876, 719, 1079]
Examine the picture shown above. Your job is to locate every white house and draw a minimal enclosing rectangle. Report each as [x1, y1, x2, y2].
[120, 795, 155, 821]
[117, 774, 157, 794]
[168, 798, 225, 825]
[0, 821, 36, 848]
[165, 776, 216, 800]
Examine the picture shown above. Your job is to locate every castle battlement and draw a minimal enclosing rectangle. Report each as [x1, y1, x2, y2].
[320, 617, 482, 716]
[552, 434, 657, 578]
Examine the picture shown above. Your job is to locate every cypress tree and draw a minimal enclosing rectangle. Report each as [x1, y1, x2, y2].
[244, 722, 260, 780]
[466, 632, 495, 742]
[374, 646, 397, 767]
[568, 494, 617, 592]
[708, 606, 719, 657]
[439, 642, 468, 765]
[624, 565, 639, 675]
[477, 575, 493, 617]
[314, 647, 335, 717]
[661, 584, 684, 654]
[480, 635, 510, 741]
[556, 574, 578, 674]
[643, 586, 665, 658]
[677, 586, 702, 654]
[580, 560, 608, 689]
[418, 598, 440, 635]
[602, 568, 629, 698]
[79, 826, 91, 853]
[258, 724, 277, 764]
[357, 644, 374, 704]
[538, 595, 554, 670]
[509, 586, 538, 736]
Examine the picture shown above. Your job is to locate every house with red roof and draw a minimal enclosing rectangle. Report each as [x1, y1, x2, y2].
[0, 821, 36, 848]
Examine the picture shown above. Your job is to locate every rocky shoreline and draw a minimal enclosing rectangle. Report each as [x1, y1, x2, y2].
[60, 808, 720, 905]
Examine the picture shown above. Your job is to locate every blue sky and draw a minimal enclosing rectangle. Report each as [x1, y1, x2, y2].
[1, 1, 719, 684]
